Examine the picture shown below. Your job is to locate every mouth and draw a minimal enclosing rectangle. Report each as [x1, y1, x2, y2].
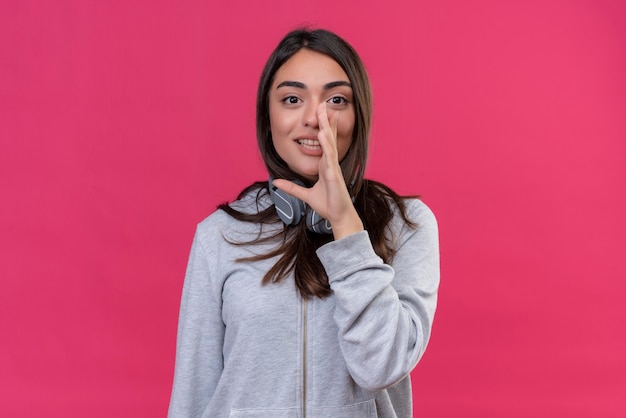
[297, 138, 321, 151]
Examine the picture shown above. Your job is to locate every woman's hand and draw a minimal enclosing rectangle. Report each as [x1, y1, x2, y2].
[273, 102, 363, 240]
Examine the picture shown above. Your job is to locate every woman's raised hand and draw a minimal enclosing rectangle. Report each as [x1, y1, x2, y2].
[272, 102, 363, 240]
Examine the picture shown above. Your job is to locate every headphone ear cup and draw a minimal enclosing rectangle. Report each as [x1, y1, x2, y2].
[306, 207, 333, 235]
[269, 177, 306, 226]
[268, 177, 333, 234]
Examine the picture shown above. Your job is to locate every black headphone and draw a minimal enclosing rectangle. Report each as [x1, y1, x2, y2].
[268, 177, 333, 235]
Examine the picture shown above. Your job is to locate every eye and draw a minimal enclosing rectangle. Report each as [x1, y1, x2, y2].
[281, 96, 301, 105]
[328, 96, 348, 105]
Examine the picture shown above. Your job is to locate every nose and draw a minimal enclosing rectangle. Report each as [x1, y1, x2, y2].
[303, 101, 319, 129]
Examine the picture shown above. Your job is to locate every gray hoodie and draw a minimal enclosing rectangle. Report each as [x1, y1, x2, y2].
[168, 193, 439, 417]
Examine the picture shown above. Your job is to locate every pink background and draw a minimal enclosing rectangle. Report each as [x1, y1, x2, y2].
[1, 0, 625, 416]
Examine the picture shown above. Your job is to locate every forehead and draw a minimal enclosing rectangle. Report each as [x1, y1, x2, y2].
[273, 49, 349, 85]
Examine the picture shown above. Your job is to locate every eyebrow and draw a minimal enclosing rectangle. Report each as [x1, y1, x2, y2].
[276, 80, 352, 90]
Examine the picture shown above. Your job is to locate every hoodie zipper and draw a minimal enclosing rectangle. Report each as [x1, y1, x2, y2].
[302, 298, 308, 418]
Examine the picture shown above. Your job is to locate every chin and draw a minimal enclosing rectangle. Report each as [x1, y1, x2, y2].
[292, 167, 319, 181]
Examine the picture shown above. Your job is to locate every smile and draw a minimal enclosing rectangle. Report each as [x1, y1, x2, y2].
[297, 138, 321, 150]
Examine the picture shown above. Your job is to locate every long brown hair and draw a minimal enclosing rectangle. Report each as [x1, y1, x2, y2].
[219, 28, 417, 299]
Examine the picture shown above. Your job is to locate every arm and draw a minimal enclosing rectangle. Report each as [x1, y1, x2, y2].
[168, 229, 225, 417]
[316, 201, 440, 391]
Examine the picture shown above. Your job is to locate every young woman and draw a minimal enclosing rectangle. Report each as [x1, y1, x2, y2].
[168, 28, 440, 418]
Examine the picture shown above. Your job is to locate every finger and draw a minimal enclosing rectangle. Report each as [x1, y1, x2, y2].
[332, 109, 339, 139]
[317, 103, 334, 142]
[272, 178, 310, 203]
[317, 103, 338, 159]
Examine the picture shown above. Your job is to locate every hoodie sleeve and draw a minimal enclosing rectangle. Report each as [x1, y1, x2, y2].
[316, 199, 440, 391]
[168, 228, 225, 417]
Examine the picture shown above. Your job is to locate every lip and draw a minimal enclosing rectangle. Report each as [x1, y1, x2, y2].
[294, 136, 323, 156]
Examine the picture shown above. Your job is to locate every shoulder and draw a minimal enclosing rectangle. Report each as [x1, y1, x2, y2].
[404, 198, 438, 231]
[191, 210, 232, 253]
[227, 182, 273, 214]
[195, 183, 278, 244]
[387, 198, 439, 250]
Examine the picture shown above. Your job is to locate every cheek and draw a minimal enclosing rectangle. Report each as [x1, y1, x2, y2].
[268, 107, 282, 136]
[269, 107, 296, 138]
[337, 115, 356, 159]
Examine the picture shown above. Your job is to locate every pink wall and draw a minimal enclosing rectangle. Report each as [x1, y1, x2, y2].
[1, 0, 625, 416]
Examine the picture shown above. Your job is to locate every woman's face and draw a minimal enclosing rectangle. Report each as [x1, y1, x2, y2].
[269, 49, 355, 180]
